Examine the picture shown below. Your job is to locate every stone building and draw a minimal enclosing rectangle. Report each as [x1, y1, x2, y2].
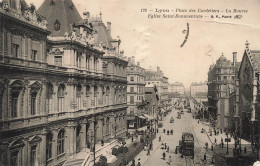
[169, 82, 185, 96]
[237, 42, 260, 144]
[190, 81, 208, 97]
[0, 0, 128, 165]
[207, 52, 240, 129]
[126, 57, 146, 129]
[144, 86, 159, 119]
[145, 66, 169, 112]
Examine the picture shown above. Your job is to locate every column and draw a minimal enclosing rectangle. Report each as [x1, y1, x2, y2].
[81, 122, 87, 149]
[40, 129, 47, 166]
[22, 138, 29, 166]
[52, 129, 58, 165]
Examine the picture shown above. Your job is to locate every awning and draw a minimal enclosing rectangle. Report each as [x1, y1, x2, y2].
[143, 114, 155, 121]
[127, 116, 136, 120]
[138, 115, 147, 119]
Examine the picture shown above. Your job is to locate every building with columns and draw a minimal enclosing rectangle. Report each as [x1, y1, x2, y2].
[0, 0, 128, 166]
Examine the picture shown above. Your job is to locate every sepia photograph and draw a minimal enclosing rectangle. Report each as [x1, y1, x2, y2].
[0, 0, 260, 165]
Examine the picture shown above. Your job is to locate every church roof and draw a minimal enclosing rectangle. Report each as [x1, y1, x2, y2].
[37, 0, 82, 37]
[91, 20, 113, 49]
[248, 50, 260, 72]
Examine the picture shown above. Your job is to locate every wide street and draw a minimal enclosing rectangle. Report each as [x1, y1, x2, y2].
[132, 100, 214, 166]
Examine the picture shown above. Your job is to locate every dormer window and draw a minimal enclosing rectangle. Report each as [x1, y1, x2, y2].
[54, 20, 60, 31]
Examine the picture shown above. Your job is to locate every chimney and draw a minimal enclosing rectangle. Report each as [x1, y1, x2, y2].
[128, 57, 131, 63]
[233, 52, 237, 66]
[131, 56, 135, 64]
[157, 66, 160, 72]
[137, 62, 140, 66]
[107, 22, 111, 35]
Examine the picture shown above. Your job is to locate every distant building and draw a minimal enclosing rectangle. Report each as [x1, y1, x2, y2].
[190, 82, 208, 97]
[169, 82, 185, 96]
[145, 66, 168, 100]
[207, 52, 240, 129]
[126, 57, 146, 129]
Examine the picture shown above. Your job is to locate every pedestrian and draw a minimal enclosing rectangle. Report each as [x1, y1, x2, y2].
[147, 148, 150, 156]
[159, 135, 161, 142]
[167, 146, 170, 153]
[214, 129, 216, 136]
[220, 129, 223, 134]
[244, 146, 247, 153]
[150, 142, 153, 150]
[205, 142, 208, 150]
[221, 142, 224, 148]
[167, 155, 172, 165]
[163, 151, 166, 160]
[157, 128, 159, 133]
[137, 160, 141, 166]
[167, 130, 169, 135]
[131, 136, 134, 142]
[211, 144, 213, 151]
[163, 129, 166, 133]
[165, 143, 167, 149]
[131, 159, 135, 166]
[175, 146, 178, 154]
[203, 153, 207, 161]
[214, 138, 217, 144]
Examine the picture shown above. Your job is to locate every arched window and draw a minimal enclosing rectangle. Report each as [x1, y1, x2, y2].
[57, 84, 65, 112]
[9, 140, 25, 166]
[106, 117, 110, 134]
[46, 83, 53, 113]
[76, 84, 81, 110]
[30, 82, 41, 115]
[57, 130, 65, 155]
[46, 133, 53, 160]
[10, 81, 23, 118]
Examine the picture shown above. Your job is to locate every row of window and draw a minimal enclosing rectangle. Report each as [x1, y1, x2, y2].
[129, 76, 145, 83]
[0, 81, 126, 120]
[217, 76, 235, 82]
[11, 43, 38, 61]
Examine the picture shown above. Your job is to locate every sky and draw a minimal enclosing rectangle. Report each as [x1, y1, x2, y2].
[27, 0, 260, 89]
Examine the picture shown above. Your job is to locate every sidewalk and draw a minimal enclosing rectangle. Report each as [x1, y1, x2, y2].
[127, 135, 163, 166]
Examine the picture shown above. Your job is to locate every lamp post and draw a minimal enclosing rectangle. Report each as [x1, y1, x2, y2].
[226, 132, 230, 155]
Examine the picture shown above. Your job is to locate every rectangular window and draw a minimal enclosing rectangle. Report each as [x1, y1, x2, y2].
[130, 77, 134, 82]
[58, 98, 63, 112]
[224, 76, 227, 81]
[54, 56, 62, 66]
[130, 96, 134, 104]
[12, 96, 18, 118]
[31, 93, 37, 115]
[12, 43, 19, 57]
[130, 87, 134, 93]
[31, 50, 37, 61]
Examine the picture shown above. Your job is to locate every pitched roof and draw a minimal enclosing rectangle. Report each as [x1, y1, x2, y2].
[248, 50, 260, 72]
[37, 0, 82, 37]
[91, 20, 113, 49]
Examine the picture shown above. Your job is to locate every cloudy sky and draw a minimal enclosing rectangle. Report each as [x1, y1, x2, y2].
[28, 0, 260, 89]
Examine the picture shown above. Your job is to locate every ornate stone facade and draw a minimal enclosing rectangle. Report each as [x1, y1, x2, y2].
[0, 0, 128, 166]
